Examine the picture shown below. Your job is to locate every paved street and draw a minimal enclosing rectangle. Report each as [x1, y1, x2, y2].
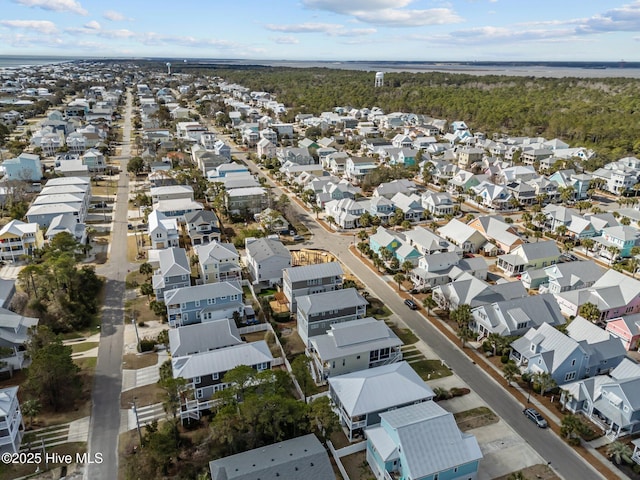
[232, 149, 603, 480]
[86, 88, 133, 480]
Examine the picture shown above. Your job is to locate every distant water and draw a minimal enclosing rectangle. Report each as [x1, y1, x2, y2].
[0, 55, 77, 68]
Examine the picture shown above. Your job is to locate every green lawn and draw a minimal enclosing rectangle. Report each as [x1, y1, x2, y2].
[71, 342, 99, 354]
[386, 322, 418, 345]
[410, 359, 453, 381]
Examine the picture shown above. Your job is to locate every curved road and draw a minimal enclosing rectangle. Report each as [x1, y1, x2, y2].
[86, 89, 132, 480]
[228, 145, 603, 480]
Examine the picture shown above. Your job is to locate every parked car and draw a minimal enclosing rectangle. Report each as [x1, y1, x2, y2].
[404, 299, 418, 310]
[292, 234, 304, 241]
[127, 223, 133, 230]
[523, 408, 548, 428]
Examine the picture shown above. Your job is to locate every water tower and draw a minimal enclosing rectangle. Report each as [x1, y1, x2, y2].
[166, 62, 172, 75]
[374, 71, 384, 87]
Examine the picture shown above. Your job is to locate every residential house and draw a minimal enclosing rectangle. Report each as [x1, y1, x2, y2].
[307, 317, 402, 382]
[329, 362, 434, 441]
[510, 318, 625, 385]
[404, 226, 459, 256]
[0, 309, 38, 373]
[411, 254, 488, 291]
[323, 198, 365, 230]
[0, 387, 24, 454]
[151, 247, 191, 301]
[244, 237, 291, 286]
[256, 138, 276, 159]
[470, 181, 512, 210]
[0, 220, 43, 262]
[366, 401, 482, 480]
[438, 219, 487, 253]
[296, 288, 367, 346]
[282, 261, 344, 313]
[165, 281, 243, 328]
[561, 359, 640, 439]
[471, 293, 566, 338]
[535, 261, 605, 294]
[226, 187, 267, 217]
[457, 145, 484, 169]
[448, 170, 488, 194]
[150, 185, 194, 205]
[373, 180, 417, 200]
[366, 196, 395, 224]
[497, 241, 560, 276]
[593, 226, 640, 260]
[195, 241, 241, 284]
[432, 272, 527, 310]
[168, 319, 242, 357]
[173, 341, 272, 419]
[607, 314, 640, 351]
[184, 210, 220, 246]
[543, 205, 581, 233]
[2, 153, 42, 181]
[346, 157, 377, 184]
[209, 434, 335, 480]
[554, 269, 640, 321]
[81, 149, 106, 172]
[468, 215, 523, 254]
[421, 191, 455, 217]
[155, 198, 204, 223]
[147, 210, 179, 250]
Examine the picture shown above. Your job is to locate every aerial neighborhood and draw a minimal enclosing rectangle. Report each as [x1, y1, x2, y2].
[2, 59, 640, 480]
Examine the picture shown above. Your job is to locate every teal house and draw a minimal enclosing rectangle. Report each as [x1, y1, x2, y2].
[366, 401, 482, 480]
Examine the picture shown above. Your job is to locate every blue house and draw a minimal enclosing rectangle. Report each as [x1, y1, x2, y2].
[366, 401, 482, 480]
[369, 227, 404, 257]
[164, 281, 244, 328]
[3, 153, 42, 181]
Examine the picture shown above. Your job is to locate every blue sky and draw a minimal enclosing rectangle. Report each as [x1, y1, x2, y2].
[1, 0, 639, 61]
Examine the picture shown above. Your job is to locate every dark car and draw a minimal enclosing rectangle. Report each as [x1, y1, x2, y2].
[404, 299, 418, 310]
[523, 407, 548, 428]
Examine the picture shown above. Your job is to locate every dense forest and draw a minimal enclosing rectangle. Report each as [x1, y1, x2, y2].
[182, 65, 640, 162]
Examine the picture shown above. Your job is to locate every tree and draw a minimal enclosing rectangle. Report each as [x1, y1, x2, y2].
[291, 355, 315, 403]
[579, 302, 601, 323]
[393, 273, 406, 291]
[308, 396, 340, 444]
[561, 414, 588, 442]
[533, 371, 557, 397]
[582, 238, 595, 253]
[25, 328, 81, 411]
[325, 215, 335, 229]
[457, 326, 475, 348]
[140, 282, 154, 300]
[555, 224, 567, 237]
[559, 185, 575, 204]
[22, 399, 41, 429]
[607, 245, 621, 265]
[223, 365, 257, 403]
[422, 295, 437, 314]
[502, 361, 520, 386]
[607, 441, 633, 465]
[127, 156, 145, 175]
[401, 260, 414, 275]
[450, 304, 472, 328]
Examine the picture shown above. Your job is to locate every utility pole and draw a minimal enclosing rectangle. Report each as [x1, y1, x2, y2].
[132, 311, 141, 352]
[131, 397, 143, 446]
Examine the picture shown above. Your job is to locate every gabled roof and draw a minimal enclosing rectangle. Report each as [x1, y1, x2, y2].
[329, 362, 434, 416]
[284, 261, 343, 283]
[0, 386, 19, 416]
[168, 318, 242, 357]
[246, 237, 290, 263]
[209, 434, 335, 480]
[195, 241, 238, 262]
[164, 281, 242, 305]
[372, 401, 482, 479]
[157, 247, 190, 277]
[296, 288, 367, 315]
[172, 341, 272, 380]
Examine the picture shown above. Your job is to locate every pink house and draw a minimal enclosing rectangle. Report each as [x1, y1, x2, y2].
[606, 314, 640, 351]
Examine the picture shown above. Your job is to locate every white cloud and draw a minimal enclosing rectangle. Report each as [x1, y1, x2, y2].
[0, 19, 58, 34]
[103, 10, 127, 21]
[301, 0, 461, 27]
[272, 36, 300, 44]
[265, 22, 376, 36]
[84, 20, 101, 30]
[351, 8, 462, 27]
[13, 0, 87, 16]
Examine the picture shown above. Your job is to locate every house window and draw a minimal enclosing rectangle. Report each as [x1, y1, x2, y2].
[194, 376, 201, 384]
[197, 389, 203, 399]
[565, 372, 576, 382]
[181, 275, 187, 281]
[195, 300, 200, 307]
[212, 372, 219, 380]
[571, 359, 576, 366]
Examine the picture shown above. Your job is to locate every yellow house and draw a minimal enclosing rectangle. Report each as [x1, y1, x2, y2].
[0, 220, 44, 261]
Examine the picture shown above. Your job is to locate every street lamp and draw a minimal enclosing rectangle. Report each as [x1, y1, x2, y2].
[132, 311, 141, 353]
[131, 397, 143, 446]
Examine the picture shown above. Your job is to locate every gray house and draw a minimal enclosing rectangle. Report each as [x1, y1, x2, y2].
[184, 210, 220, 246]
[308, 317, 402, 382]
[245, 237, 291, 286]
[209, 434, 335, 480]
[282, 261, 344, 313]
[151, 247, 191, 301]
[168, 318, 242, 357]
[164, 281, 243, 328]
[296, 288, 367, 346]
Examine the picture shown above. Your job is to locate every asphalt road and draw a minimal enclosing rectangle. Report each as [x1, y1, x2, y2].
[86, 88, 132, 480]
[230, 147, 603, 480]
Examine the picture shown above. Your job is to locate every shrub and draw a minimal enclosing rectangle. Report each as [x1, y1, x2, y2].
[450, 387, 471, 398]
[139, 338, 155, 352]
[481, 341, 492, 353]
[500, 354, 509, 364]
[138, 321, 146, 327]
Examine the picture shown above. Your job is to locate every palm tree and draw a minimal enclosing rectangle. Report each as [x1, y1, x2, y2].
[502, 361, 520, 386]
[326, 215, 335, 229]
[607, 245, 621, 265]
[581, 238, 595, 253]
[393, 273, 406, 291]
[579, 302, 601, 323]
[422, 295, 437, 314]
[450, 304, 472, 328]
[401, 260, 414, 275]
[561, 414, 588, 441]
[533, 371, 557, 397]
[628, 258, 639, 278]
[559, 185, 575, 204]
[139, 262, 153, 280]
[457, 326, 475, 348]
[22, 399, 41, 429]
[607, 441, 633, 465]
